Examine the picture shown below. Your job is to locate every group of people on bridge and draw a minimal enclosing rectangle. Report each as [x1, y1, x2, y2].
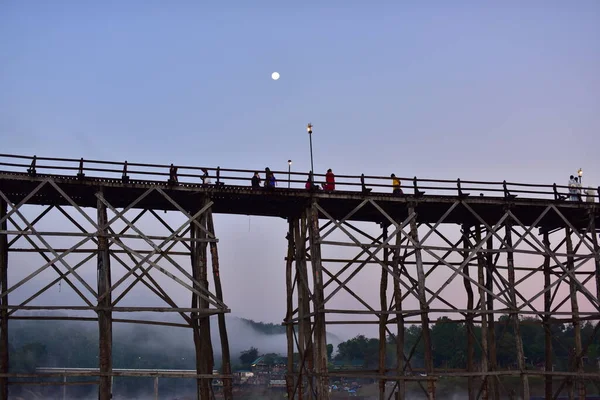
[149, 164, 600, 201]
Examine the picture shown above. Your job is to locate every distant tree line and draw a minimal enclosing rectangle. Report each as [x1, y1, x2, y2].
[7, 316, 598, 397]
[332, 316, 599, 371]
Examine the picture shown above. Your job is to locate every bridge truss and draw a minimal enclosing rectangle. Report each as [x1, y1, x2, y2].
[287, 197, 600, 400]
[0, 176, 233, 400]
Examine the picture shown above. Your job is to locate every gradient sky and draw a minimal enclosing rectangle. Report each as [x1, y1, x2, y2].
[1, 1, 599, 339]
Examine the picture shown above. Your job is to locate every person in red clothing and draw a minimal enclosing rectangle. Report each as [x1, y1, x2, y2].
[323, 169, 335, 191]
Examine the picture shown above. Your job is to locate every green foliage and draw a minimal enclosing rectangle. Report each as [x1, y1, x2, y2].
[239, 347, 259, 367]
[241, 318, 285, 335]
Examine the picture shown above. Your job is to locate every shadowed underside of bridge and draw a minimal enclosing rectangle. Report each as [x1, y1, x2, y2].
[0, 158, 600, 400]
[1, 172, 598, 230]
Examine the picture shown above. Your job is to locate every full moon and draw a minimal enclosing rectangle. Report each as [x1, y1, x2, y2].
[271, 72, 280, 80]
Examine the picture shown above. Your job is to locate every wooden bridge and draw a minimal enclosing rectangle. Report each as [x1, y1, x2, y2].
[0, 153, 599, 400]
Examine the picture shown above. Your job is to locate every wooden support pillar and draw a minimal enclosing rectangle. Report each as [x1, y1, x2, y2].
[379, 225, 389, 400]
[542, 231, 553, 400]
[154, 376, 159, 400]
[565, 228, 585, 400]
[504, 219, 529, 400]
[191, 206, 214, 400]
[590, 210, 600, 307]
[97, 192, 113, 400]
[462, 224, 475, 400]
[392, 225, 405, 400]
[485, 234, 499, 400]
[0, 199, 7, 400]
[475, 226, 488, 400]
[408, 205, 434, 399]
[285, 219, 296, 399]
[307, 201, 329, 400]
[206, 211, 232, 400]
[295, 212, 311, 398]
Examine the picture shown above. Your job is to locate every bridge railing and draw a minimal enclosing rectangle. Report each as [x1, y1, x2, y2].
[0, 154, 597, 202]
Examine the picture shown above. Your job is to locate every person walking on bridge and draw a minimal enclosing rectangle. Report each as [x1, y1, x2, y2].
[391, 173, 403, 195]
[251, 171, 261, 189]
[265, 167, 276, 189]
[323, 169, 335, 191]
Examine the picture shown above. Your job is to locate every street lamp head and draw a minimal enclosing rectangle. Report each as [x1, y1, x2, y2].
[288, 159, 292, 165]
[307, 123, 313, 134]
[578, 168, 583, 177]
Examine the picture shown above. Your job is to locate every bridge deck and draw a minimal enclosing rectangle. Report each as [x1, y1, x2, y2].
[0, 172, 597, 230]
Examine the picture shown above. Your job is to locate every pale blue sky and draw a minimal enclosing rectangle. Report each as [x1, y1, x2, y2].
[1, 1, 599, 335]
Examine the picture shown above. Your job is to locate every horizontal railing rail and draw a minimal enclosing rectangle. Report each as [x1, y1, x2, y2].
[0, 153, 597, 203]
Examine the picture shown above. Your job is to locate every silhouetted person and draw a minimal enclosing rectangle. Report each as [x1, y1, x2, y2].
[323, 168, 335, 191]
[169, 164, 178, 184]
[265, 167, 276, 189]
[201, 168, 211, 186]
[305, 172, 319, 191]
[391, 173, 403, 195]
[360, 174, 372, 193]
[251, 171, 261, 189]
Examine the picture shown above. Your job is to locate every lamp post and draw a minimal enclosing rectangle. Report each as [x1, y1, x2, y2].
[288, 160, 292, 188]
[578, 168, 583, 185]
[307, 123, 314, 176]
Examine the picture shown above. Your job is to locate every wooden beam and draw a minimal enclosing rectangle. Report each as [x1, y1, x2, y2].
[475, 225, 489, 400]
[504, 219, 529, 400]
[565, 227, 585, 400]
[308, 200, 329, 399]
[462, 224, 475, 400]
[543, 231, 553, 400]
[97, 191, 113, 400]
[206, 210, 232, 400]
[0, 199, 7, 400]
[408, 205, 435, 399]
[285, 219, 296, 399]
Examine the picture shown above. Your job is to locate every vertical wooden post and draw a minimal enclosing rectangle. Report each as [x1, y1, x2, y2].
[0, 199, 7, 400]
[97, 192, 113, 400]
[307, 201, 329, 399]
[191, 205, 213, 400]
[408, 205, 434, 399]
[504, 220, 529, 400]
[565, 228, 585, 400]
[392, 227, 405, 399]
[206, 211, 232, 400]
[154, 376, 159, 400]
[462, 224, 475, 400]
[379, 225, 389, 400]
[590, 209, 600, 306]
[295, 213, 311, 398]
[285, 219, 296, 399]
[475, 226, 488, 400]
[485, 235, 499, 400]
[542, 231, 553, 400]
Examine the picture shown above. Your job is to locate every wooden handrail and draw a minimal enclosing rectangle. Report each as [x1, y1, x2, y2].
[0, 153, 595, 201]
